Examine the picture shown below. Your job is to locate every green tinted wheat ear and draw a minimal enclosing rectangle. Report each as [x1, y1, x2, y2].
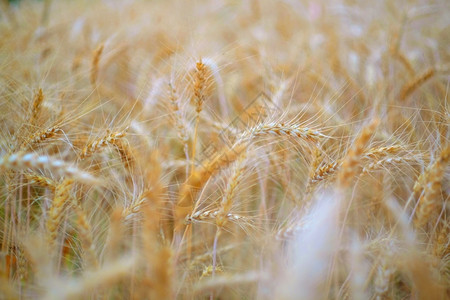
[0, 152, 97, 184]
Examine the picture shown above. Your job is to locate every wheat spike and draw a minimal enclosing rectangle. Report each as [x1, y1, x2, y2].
[46, 179, 74, 246]
[0, 152, 97, 184]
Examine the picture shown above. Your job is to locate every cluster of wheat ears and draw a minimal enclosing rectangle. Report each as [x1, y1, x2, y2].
[0, 0, 449, 299]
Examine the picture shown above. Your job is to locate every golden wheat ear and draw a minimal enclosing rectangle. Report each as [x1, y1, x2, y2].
[0, 152, 99, 184]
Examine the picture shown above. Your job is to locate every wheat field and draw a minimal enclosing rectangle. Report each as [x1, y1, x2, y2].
[0, 0, 449, 299]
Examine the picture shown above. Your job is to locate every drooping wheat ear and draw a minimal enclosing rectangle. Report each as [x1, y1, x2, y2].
[191, 59, 208, 173]
[414, 146, 449, 227]
[80, 130, 126, 159]
[75, 206, 98, 270]
[175, 143, 246, 230]
[30, 88, 44, 125]
[0, 152, 97, 184]
[216, 156, 245, 228]
[399, 67, 435, 101]
[25, 173, 56, 190]
[338, 119, 379, 187]
[46, 179, 74, 246]
[22, 126, 62, 149]
[90, 43, 104, 86]
[168, 82, 190, 172]
[247, 122, 325, 144]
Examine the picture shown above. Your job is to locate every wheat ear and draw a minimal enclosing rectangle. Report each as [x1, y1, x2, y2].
[46, 179, 73, 247]
[399, 67, 435, 101]
[22, 126, 62, 149]
[247, 122, 325, 144]
[25, 173, 56, 190]
[90, 43, 104, 86]
[0, 152, 97, 184]
[30, 88, 44, 125]
[414, 146, 449, 227]
[80, 130, 126, 159]
[168, 82, 190, 175]
[75, 206, 98, 270]
[175, 143, 246, 231]
[191, 59, 207, 173]
[338, 119, 379, 187]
